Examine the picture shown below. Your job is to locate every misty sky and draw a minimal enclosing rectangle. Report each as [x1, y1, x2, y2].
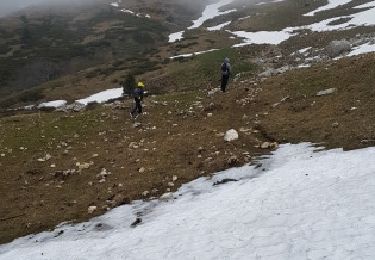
[0, 0, 96, 16]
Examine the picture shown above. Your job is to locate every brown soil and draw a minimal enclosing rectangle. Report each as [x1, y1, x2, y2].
[1, 53, 375, 244]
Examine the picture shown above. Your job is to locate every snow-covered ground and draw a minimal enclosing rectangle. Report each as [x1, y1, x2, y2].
[2, 143, 375, 259]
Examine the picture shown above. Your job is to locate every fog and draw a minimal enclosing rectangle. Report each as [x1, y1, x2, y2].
[0, 0, 100, 16]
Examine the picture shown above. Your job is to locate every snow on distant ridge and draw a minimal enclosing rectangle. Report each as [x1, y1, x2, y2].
[2, 143, 375, 259]
[231, 1, 375, 46]
[169, 0, 235, 42]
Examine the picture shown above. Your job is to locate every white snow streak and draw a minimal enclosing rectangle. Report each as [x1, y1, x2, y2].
[169, 49, 219, 59]
[207, 21, 232, 31]
[2, 144, 375, 259]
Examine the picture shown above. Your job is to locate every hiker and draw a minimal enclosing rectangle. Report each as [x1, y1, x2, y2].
[220, 57, 231, 92]
[131, 81, 145, 118]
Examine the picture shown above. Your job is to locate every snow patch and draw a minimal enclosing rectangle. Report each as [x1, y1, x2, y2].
[348, 42, 375, 57]
[207, 21, 231, 31]
[76, 88, 123, 105]
[2, 144, 375, 259]
[188, 0, 236, 30]
[232, 30, 294, 46]
[38, 100, 67, 108]
[168, 31, 184, 43]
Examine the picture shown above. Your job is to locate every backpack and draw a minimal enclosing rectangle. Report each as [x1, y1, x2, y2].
[134, 87, 144, 99]
[221, 62, 230, 76]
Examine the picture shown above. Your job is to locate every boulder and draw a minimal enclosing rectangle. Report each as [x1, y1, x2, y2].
[325, 40, 351, 57]
[224, 129, 239, 142]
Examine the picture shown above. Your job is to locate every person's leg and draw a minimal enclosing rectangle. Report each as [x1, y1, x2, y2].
[135, 98, 142, 114]
[138, 100, 143, 114]
[221, 76, 226, 92]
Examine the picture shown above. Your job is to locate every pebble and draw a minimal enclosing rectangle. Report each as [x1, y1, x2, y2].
[88, 205, 97, 214]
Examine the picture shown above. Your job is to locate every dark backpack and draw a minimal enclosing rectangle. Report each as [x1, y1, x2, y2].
[221, 62, 230, 76]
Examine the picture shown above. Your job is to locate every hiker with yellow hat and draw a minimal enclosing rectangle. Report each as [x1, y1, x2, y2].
[130, 81, 145, 119]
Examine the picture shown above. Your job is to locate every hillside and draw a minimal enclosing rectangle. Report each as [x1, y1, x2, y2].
[1, 0, 375, 257]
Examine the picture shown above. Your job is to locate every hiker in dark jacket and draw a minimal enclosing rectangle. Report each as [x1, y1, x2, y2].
[131, 81, 145, 118]
[220, 57, 231, 92]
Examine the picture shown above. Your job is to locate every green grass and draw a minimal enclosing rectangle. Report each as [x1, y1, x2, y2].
[168, 48, 257, 90]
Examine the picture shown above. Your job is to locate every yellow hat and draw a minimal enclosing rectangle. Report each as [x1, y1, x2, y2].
[137, 81, 145, 88]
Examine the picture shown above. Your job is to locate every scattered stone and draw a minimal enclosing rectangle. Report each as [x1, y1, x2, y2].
[172, 175, 178, 181]
[224, 129, 239, 142]
[227, 155, 239, 167]
[88, 205, 97, 214]
[130, 217, 142, 228]
[207, 113, 213, 117]
[129, 142, 139, 149]
[138, 167, 145, 173]
[261, 142, 278, 149]
[213, 178, 238, 186]
[316, 88, 337, 96]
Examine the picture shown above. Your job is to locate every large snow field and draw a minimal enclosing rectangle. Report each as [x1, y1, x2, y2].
[232, 0, 375, 46]
[2, 143, 375, 259]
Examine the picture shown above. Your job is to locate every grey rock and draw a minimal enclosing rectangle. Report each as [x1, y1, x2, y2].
[325, 40, 351, 57]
